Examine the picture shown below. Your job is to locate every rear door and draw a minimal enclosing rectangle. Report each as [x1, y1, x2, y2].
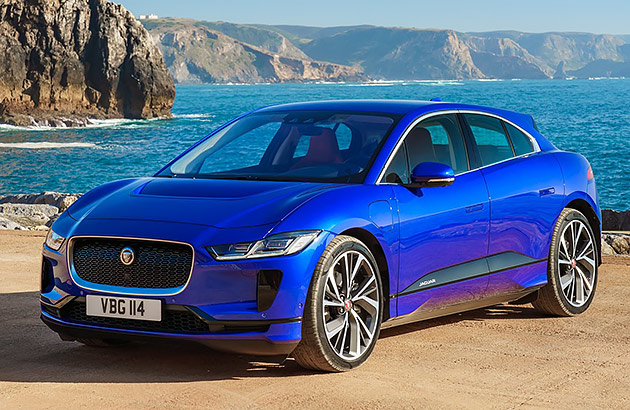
[461, 113, 565, 296]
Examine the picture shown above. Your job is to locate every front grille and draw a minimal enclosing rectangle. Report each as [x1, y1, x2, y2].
[57, 300, 210, 334]
[72, 238, 193, 289]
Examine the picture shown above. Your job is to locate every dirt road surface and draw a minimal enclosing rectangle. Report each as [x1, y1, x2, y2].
[1, 230, 629, 409]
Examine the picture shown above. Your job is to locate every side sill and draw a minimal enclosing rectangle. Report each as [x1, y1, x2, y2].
[381, 287, 543, 330]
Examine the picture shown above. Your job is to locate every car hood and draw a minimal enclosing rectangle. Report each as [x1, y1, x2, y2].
[68, 177, 339, 229]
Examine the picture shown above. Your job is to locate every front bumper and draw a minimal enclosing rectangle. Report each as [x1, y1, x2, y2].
[40, 218, 335, 355]
[41, 308, 300, 355]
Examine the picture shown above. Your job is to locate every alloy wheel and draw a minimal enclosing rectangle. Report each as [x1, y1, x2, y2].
[557, 219, 596, 307]
[322, 250, 380, 361]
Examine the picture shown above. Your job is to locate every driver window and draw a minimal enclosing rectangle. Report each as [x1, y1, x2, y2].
[382, 114, 468, 183]
[407, 115, 468, 175]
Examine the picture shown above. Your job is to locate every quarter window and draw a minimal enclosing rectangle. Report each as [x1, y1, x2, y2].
[505, 123, 534, 156]
[464, 114, 514, 166]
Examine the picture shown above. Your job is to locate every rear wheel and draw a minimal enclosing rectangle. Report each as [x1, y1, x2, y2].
[293, 235, 382, 372]
[533, 208, 598, 316]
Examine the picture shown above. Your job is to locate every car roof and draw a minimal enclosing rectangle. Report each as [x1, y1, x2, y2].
[257, 99, 527, 116]
[256, 99, 436, 115]
[254, 99, 552, 151]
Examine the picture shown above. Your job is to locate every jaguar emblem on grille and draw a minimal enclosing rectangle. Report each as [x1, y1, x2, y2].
[120, 247, 135, 266]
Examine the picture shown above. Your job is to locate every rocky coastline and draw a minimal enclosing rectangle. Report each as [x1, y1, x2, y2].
[1, 192, 629, 257]
[0, 0, 175, 128]
[0, 192, 80, 230]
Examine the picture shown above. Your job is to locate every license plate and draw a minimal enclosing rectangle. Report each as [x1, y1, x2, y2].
[86, 295, 162, 322]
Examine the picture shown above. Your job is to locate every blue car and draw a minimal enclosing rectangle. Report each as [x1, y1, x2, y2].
[41, 100, 601, 372]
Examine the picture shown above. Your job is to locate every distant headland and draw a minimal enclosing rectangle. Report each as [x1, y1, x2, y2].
[142, 18, 630, 84]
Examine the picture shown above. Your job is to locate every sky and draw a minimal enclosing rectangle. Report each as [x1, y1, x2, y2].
[118, 0, 630, 35]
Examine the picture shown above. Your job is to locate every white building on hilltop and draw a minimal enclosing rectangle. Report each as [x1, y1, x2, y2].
[138, 14, 158, 20]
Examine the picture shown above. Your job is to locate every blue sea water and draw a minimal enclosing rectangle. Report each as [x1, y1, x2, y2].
[0, 79, 628, 210]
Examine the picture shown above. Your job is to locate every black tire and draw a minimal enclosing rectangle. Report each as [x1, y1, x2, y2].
[532, 208, 598, 316]
[292, 235, 383, 372]
[76, 338, 129, 347]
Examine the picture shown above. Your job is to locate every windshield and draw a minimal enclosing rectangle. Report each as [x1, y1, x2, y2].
[158, 111, 399, 183]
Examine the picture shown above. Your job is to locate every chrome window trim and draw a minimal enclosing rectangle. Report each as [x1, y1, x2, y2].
[375, 109, 541, 184]
[67, 235, 196, 297]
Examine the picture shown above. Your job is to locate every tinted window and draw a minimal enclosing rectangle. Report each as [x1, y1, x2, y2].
[406, 114, 468, 174]
[464, 114, 514, 166]
[505, 123, 534, 156]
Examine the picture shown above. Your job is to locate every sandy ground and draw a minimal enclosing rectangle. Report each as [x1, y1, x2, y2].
[0, 230, 629, 409]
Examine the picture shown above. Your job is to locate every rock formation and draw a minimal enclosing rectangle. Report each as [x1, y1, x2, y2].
[0, 0, 175, 127]
[0, 192, 81, 230]
[602, 209, 630, 231]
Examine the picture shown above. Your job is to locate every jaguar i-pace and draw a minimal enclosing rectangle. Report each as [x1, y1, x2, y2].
[41, 100, 600, 371]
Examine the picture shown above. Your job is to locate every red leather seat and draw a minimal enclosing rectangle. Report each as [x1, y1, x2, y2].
[292, 128, 343, 169]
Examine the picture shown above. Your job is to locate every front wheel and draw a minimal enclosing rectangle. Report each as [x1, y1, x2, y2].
[292, 235, 383, 372]
[533, 208, 598, 316]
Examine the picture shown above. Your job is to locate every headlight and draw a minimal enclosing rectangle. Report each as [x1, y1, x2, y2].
[45, 229, 66, 251]
[208, 230, 320, 261]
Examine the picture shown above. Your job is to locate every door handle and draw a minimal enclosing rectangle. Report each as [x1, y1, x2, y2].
[465, 204, 484, 213]
[539, 187, 555, 197]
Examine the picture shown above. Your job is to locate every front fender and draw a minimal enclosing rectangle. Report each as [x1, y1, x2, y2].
[272, 184, 400, 306]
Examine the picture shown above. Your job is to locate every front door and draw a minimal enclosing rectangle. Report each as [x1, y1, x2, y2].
[381, 113, 491, 318]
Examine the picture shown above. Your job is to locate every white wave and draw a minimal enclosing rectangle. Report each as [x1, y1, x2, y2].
[346, 82, 398, 87]
[588, 76, 625, 80]
[308, 81, 347, 85]
[87, 117, 165, 127]
[172, 113, 216, 119]
[0, 141, 96, 149]
[0, 123, 68, 132]
[476, 79, 504, 82]
[0, 117, 166, 132]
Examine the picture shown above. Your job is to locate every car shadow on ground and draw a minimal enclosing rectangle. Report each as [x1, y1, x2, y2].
[379, 304, 547, 339]
[0, 291, 545, 383]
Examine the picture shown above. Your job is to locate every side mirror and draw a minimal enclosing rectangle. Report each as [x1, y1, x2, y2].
[408, 162, 455, 188]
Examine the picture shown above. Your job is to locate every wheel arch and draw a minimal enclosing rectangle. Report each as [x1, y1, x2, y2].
[565, 198, 602, 265]
[340, 227, 391, 321]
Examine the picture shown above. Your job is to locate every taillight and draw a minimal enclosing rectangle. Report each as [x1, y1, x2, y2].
[587, 166, 594, 181]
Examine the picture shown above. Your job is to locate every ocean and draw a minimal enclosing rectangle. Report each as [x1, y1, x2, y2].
[0, 79, 628, 210]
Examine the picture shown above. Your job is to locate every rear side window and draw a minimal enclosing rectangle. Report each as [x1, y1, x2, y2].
[505, 123, 534, 156]
[464, 114, 513, 166]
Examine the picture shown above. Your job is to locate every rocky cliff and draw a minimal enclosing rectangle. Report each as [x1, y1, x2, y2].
[0, 0, 175, 127]
[299, 27, 630, 80]
[139, 19, 630, 83]
[143, 18, 366, 84]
